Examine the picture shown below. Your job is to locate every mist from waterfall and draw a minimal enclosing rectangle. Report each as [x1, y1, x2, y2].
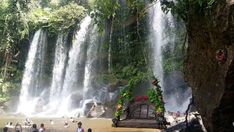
[18, 29, 47, 115]
[148, 2, 191, 113]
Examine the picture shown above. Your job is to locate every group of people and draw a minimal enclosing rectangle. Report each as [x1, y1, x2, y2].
[3, 120, 92, 132]
[3, 123, 45, 132]
[64, 120, 92, 132]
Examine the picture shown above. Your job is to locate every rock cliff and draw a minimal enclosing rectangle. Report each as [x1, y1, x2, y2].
[184, 0, 234, 131]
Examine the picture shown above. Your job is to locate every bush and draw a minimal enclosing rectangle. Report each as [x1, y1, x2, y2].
[28, 2, 86, 33]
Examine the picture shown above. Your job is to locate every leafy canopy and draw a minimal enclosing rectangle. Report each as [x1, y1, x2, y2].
[28, 2, 86, 33]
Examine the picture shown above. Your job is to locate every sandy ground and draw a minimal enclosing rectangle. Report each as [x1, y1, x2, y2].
[0, 116, 161, 132]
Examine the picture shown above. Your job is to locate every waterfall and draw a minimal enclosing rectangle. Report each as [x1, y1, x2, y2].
[148, 2, 166, 88]
[18, 29, 47, 115]
[148, 2, 191, 113]
[17, 16, 102, 116]
[83, 25, 99, 99]
[57, 16, 92, 115]
[48, 34, 68, 110]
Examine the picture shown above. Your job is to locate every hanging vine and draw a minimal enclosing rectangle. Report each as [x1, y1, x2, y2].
[148, 78, 165, 116]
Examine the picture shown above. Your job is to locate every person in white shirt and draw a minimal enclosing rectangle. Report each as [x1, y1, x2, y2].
[64, 121, 69, 128]
[77, 122, 84, 132]
[39, 123, 46, 132]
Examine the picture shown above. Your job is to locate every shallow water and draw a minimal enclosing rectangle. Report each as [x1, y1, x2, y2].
[0, 116, 160, 132]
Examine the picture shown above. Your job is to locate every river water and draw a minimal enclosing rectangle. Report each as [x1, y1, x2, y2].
[0, 116, 160, 132]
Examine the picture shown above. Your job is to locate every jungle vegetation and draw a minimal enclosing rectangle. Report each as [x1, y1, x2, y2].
[0, 0, 217, 105]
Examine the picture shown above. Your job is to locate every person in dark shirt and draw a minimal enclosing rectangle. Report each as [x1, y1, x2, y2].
[31, 124, 38, 132]
[87, 128, 92, 132]
[15, 123, 22, 132]
[3, 127, 8, 132]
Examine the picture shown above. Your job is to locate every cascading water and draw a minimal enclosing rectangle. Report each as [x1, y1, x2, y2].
[18, 29, 47, 115]
[47, 34, 68, 112]
[73, 24, 105, 116]
[148, 2, 166, 88]
[148, 2, 191, 113]
[57, 16, 92, 115]
[83, 25, 99, 99]
[17, 15, 106, 116]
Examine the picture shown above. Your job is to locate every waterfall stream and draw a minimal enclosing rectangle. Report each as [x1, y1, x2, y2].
[83, 25, 99, 99]
[17, 16, 95, 116]
[149, 2, 191, 113]
[47, 34, 68, 113]
[18, 29, 47, 115]
[148, 2, 166, 89]
[57, 16, 92, 115]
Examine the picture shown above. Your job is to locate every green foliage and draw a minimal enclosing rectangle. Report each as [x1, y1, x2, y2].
[0, 0, 87, 103]
[114, 86, 132, 118]
[28, 2, 86, 33]
[162, 43, 184, 74]
[147, 84, 165, 115]
[147, 88, 157, 103]
[115, 77, 165, 118]
[94, 73, 118, 85]
[0, 60, 21, 103]
[92, 0, 120, 33]
[126, 0, 146, 13]
[87, 0, 96, 10]
[50, 3, 86, 32]
[28, 8, 50, 29]
[0, 0, 30, 54]
[93, 2, 152, 120]
[114, 66, 150, 118]
[161, 0, 217, 22]
[92, 0, 151, 32]
[0, 0, 86, 55]
[113, 50, 151, 119]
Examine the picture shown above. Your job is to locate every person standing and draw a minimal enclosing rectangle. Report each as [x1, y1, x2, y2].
[31, 124, 38, 132]
[3, 127, 8, 132]
[87, 128, 92, 132]
[15, 123, 22, 132]
[39, 123, 45, 132]
[76, 122, 84, 132]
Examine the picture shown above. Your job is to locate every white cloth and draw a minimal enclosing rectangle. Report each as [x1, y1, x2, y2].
[15, 125, 21, 131]
[77, 128, 84, 132]
[39, 128, 45, 132]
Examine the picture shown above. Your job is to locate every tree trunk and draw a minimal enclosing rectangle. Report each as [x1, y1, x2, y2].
[108, 17, 114, 73]
[3, 52, 12, 79]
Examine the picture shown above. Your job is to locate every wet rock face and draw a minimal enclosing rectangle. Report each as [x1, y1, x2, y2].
[184, 0, 234, 131]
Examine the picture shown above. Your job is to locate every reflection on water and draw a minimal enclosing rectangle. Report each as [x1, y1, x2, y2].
[0, 116, 160, 132]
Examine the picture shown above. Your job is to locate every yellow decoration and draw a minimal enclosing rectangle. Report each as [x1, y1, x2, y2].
[156, 107, 162, 113]
[117, 104, 122, 110]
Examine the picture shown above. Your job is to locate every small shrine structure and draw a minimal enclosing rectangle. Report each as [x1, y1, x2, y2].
[112, 77, 169, 129]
